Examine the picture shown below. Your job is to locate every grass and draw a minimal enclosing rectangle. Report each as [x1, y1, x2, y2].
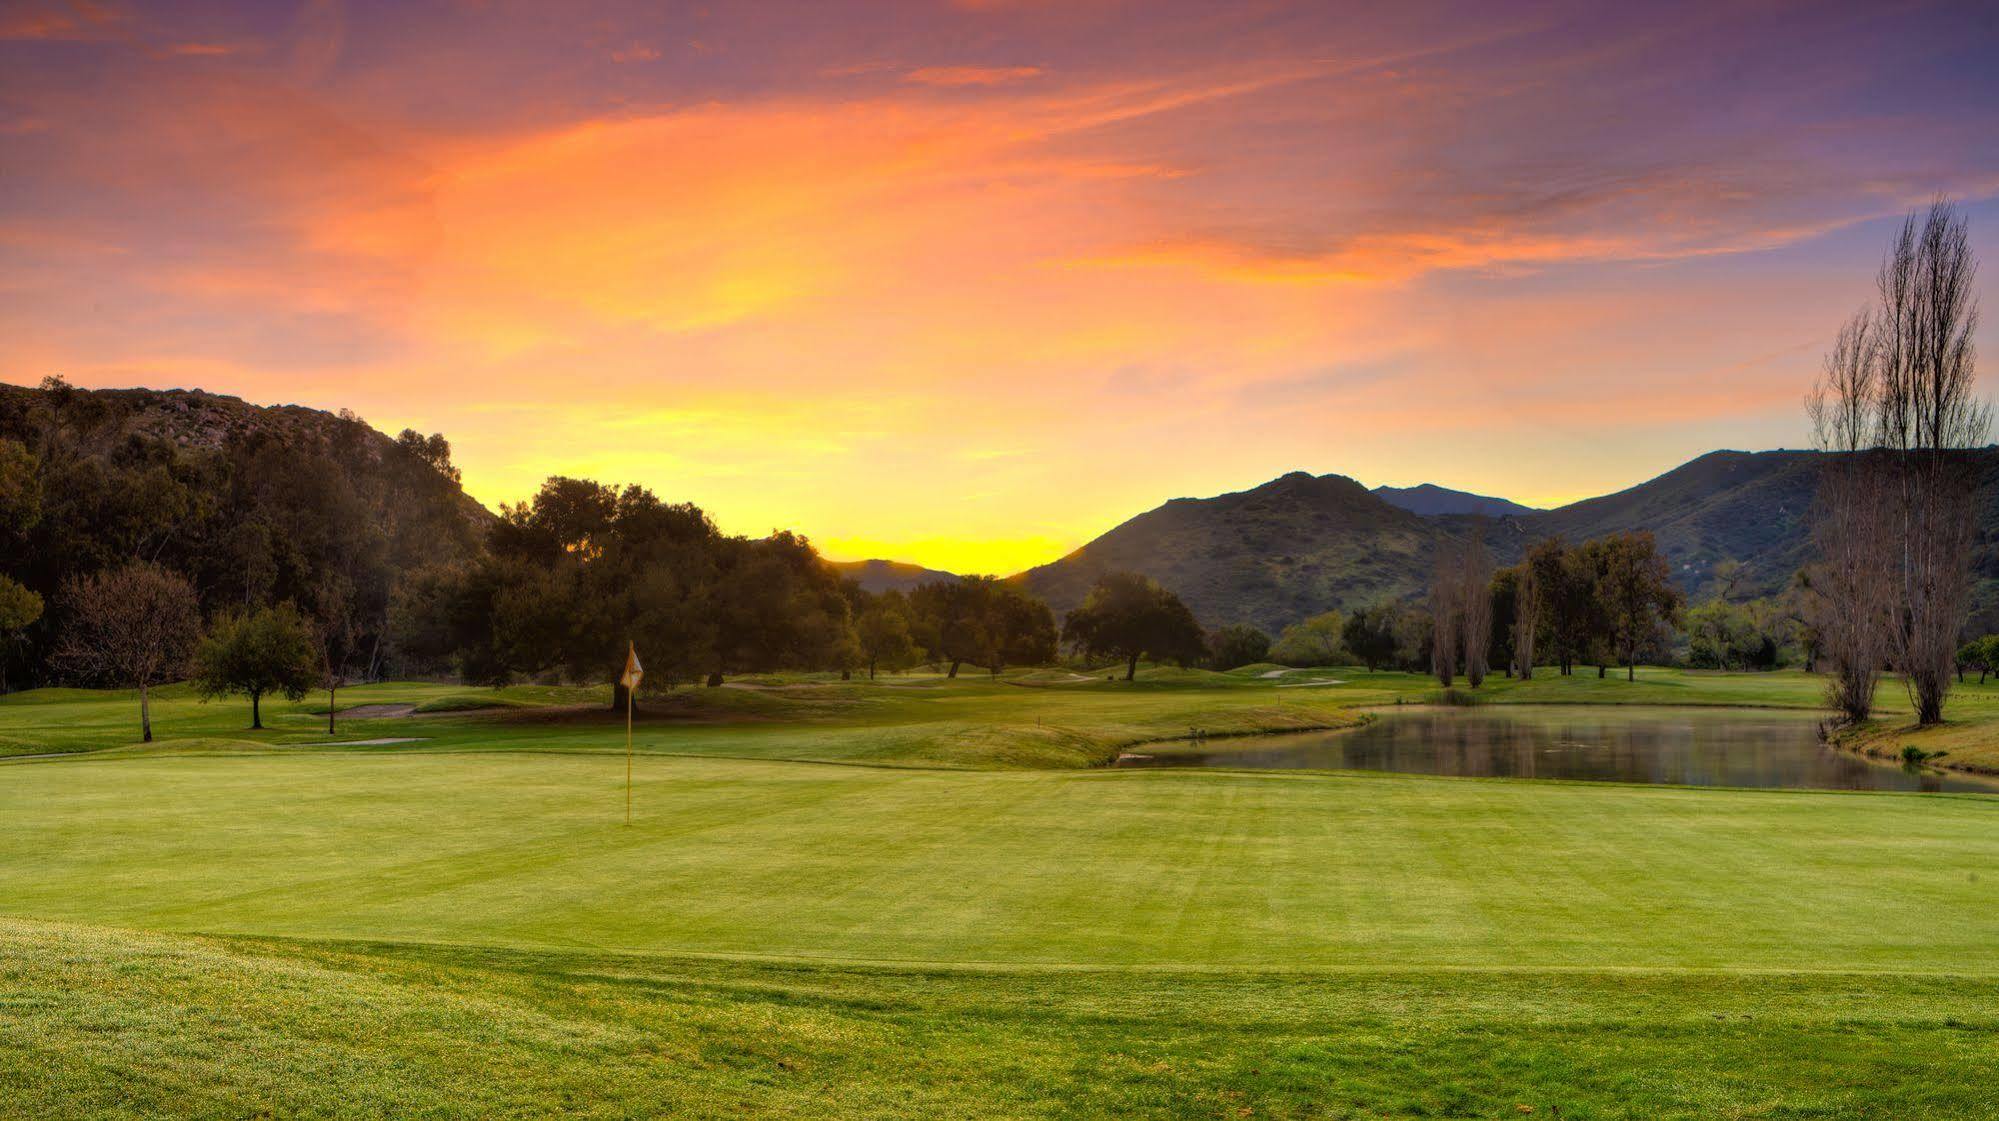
[8, 919, 1998, 1120]
[4, 667, 1999, 1116]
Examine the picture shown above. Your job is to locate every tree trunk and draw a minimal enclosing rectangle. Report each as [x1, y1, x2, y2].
[251, 690, 262, 730]
[840, 668, 851, 681]
[1597, 664, 1606, 679]
[1627, 662, 1635, 682]
[947, 660, 960, 678]
[327, 684, 337, 734]
[1125, 654, 1139, 681]
[612, 681, 629, 710]
[867, 657, 876, 681]
[706, 671, 723, 688]
[140, 682, 152, 743]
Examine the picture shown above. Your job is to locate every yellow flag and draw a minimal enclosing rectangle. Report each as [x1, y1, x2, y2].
[620, 642, 644, 691]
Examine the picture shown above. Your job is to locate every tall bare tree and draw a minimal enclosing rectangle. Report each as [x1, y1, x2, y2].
[1875, 200, 1987, 724]
[1511, 561, 1539, 679]
[54, 562, 200, 743]
[1806, 311, 1893, 722]
[1458, 527, 1494, 687]
[1428, 550, 1461, 686]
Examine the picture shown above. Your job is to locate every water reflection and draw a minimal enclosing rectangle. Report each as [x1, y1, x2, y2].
[1120, 705, 1999, 793]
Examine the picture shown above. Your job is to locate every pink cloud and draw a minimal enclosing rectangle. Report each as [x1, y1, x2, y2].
[903, 65, 1042, 87]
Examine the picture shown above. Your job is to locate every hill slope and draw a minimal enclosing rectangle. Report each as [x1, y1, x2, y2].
[1023, 450, 1999, 632]
[0, 381, 493, 682]
[829, 558, 959, 594]
[1019, 472, 1443, 634]
[1373, 483, 1538, 517]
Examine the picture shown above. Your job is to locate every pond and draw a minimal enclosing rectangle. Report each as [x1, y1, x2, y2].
[1117, 704, 1999, 793]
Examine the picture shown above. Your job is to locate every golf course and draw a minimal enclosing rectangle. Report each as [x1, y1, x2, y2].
[4, 668, 1997, 1118]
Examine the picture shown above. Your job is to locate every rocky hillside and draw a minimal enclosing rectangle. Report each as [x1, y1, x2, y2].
[0, 380, 493, 683]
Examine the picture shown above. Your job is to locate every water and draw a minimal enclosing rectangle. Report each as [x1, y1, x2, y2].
[1118, 704, 1999, 793]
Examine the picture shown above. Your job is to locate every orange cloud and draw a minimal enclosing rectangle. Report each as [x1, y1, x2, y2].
[904, 65, 1043, 87]
[7, 3, 1998, 572]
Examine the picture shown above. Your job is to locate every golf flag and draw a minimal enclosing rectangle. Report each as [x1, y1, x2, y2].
[622, 641, 641, 825]
[621, 642, 643, 691]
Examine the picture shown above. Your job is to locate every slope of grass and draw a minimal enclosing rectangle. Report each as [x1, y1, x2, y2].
[7, 918, 1998, 1121]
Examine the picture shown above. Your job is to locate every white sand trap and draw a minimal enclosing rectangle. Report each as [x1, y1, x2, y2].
[1276, 679, 1346, 688]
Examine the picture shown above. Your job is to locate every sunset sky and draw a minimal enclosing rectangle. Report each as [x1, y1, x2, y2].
[4, 1, 1998, 573]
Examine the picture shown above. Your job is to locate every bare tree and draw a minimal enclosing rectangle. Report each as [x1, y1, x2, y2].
[1511, 561, 1539, 679]
[1458, 526, 1494, 687]
[1875, 199, 1987, 724]
[54, 562, 201, 743]
[1428, 550, 1461, 687]
[1806, 311, 1892, 722]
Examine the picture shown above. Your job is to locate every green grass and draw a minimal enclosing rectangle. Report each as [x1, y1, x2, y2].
[8, 919, 1997, 1120]
[4, 669, 1999, 1117]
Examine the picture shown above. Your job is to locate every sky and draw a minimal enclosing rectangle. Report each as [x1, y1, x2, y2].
[4, 0, 1999, 574]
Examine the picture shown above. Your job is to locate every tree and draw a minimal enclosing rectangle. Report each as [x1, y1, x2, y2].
[1457, 528, 1494, 687]
[1269, 611, 1343, 667]
[0, 574, 42, 694]
[395, 429, 461, 483]
[1341, 605, 1399, 671]
[52, 563, 200, 743]
[1427, 551, 1462, 686]
[1806, 312, 1893, 720]
[1527, 538, 1587, 675]
[1507, 562, 1539, 679]
[1207, 623, 1272, 671]
[1061, 572, 1206, 681]
[986, 581, 1058, 675]
[1956, 638, 1985, 684]
[1589, 531, 1682, 681]
[1874, 200, 1987, 724]
[193, 603, 320, 730]
[854, 594, 918, 679]
[1805, 198, 1987, 724]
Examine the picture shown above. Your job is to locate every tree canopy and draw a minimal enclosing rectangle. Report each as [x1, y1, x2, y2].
[193, 603, 320, 729]
[1061, 572, 1206, 681]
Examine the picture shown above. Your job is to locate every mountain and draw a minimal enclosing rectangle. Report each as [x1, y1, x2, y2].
[830, 558, 959, 594]
[1019, 450, 1999, 635]
[1373, 483, 1537, 517]
[1017, 472, 1438, 635]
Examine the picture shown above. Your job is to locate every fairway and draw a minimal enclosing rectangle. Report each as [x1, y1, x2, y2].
[4, 750, 1998, 969]
[6, 674, 1999, 1118]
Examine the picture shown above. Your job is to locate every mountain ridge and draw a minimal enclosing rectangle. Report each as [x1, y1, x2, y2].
[1372, 482, 1538, 517]
[1020, 449, 1999, 635]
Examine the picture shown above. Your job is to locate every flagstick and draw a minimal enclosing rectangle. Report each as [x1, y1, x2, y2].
[625, 683, 633, 826]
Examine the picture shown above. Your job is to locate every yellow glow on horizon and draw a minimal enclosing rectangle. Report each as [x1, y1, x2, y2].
[0, 12, 1885, 576]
